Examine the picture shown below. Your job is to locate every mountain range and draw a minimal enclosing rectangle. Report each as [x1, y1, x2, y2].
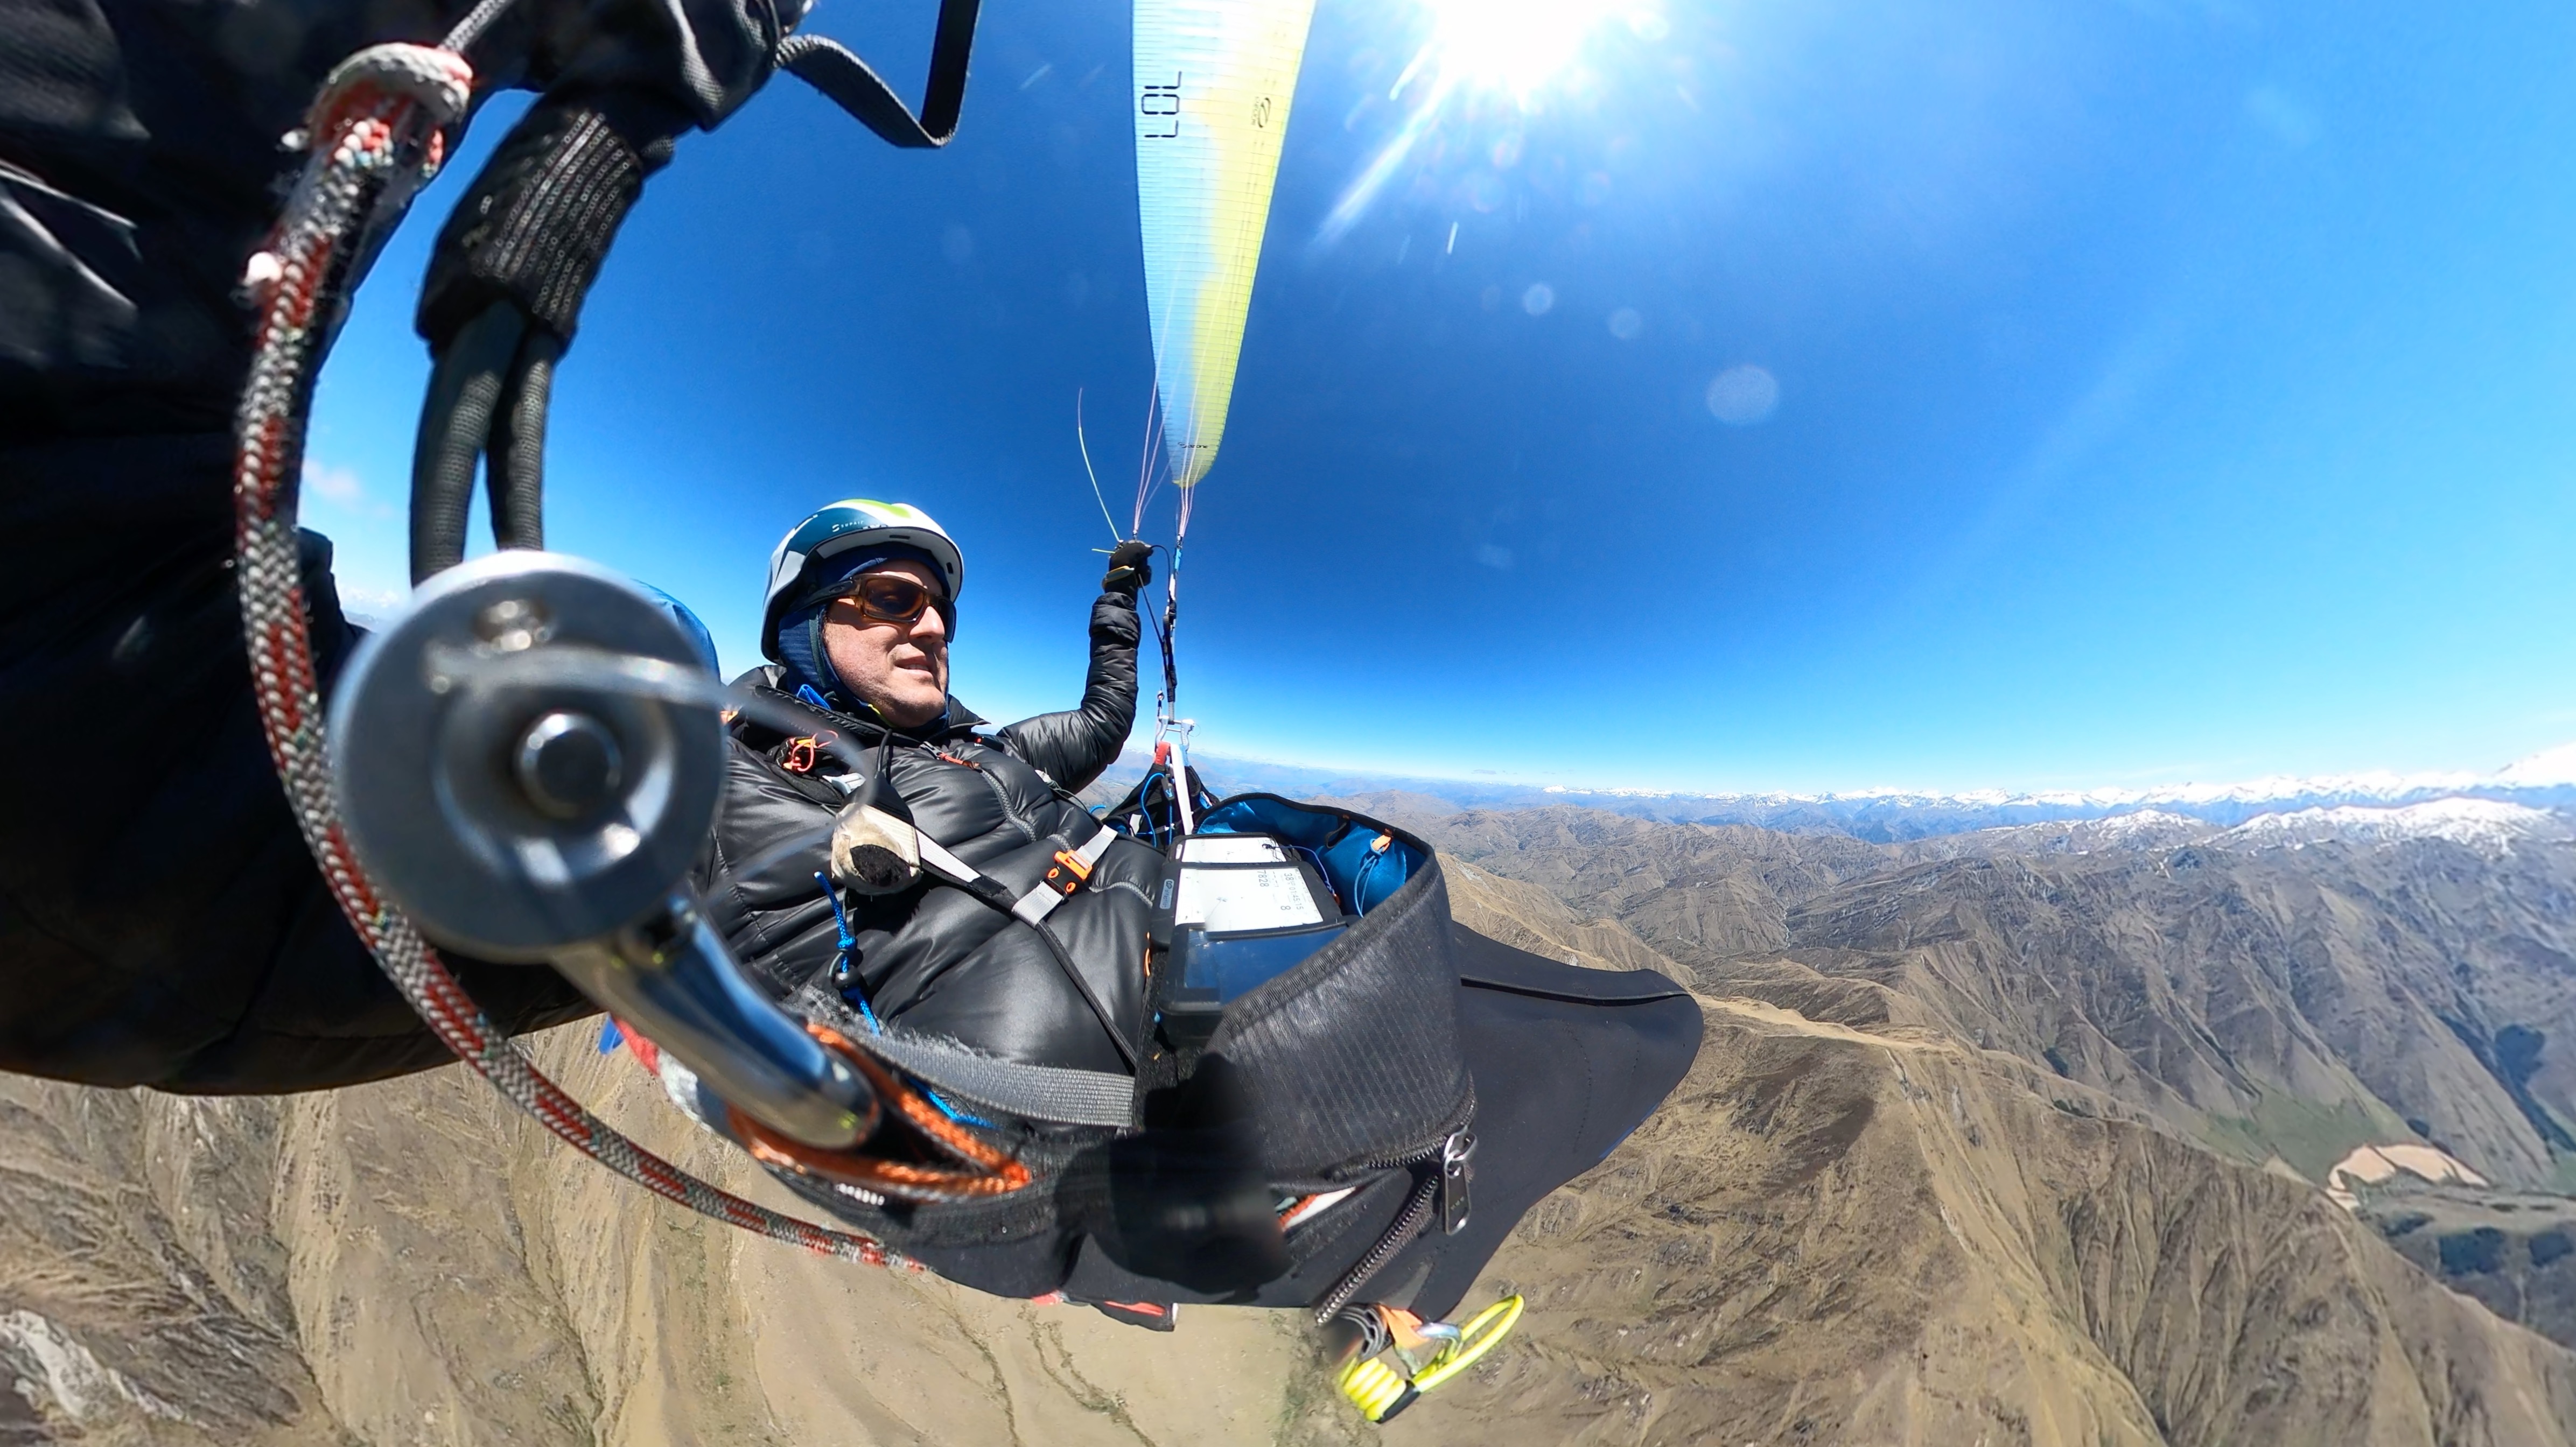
[1117, 740, 2576, 841]
[9, 767, 2576, 1443]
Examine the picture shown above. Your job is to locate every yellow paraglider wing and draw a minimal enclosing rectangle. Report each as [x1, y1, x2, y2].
[1134, 0, 1317, 489]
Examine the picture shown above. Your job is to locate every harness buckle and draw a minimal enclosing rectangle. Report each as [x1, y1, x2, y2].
[1007, 828, 1119, 922]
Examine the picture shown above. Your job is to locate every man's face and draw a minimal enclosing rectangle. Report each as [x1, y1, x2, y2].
[818, 560, 951, 729]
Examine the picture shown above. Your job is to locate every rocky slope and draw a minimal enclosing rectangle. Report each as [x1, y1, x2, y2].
[6, 806, 2576, 1444]
[2361, 1185, 2576, 1353]
[1388, 802, 2576, 1196]
[0, 1046, 1346, 1447]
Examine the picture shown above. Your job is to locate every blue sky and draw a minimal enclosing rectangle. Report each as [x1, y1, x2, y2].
[305, 0, 2576, 795]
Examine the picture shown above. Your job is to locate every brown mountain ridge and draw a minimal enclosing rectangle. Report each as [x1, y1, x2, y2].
[3, 800, 2573, 1444]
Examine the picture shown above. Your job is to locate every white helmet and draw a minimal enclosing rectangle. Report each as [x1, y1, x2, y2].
[761, 498, 965, 659]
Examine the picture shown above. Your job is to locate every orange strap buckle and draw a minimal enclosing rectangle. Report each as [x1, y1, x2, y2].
[782, 730, 837, 774]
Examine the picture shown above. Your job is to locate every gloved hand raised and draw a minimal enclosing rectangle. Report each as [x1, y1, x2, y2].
[1101, 539, 1154, 594]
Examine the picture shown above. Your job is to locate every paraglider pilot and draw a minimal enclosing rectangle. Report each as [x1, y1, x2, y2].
[703, 500, 1165, 1076]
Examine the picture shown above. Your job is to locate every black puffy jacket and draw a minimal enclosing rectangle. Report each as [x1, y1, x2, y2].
[698, 591, 1159, 1075]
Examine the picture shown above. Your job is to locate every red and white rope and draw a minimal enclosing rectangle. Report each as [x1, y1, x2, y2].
[230, 45, 907, 1271]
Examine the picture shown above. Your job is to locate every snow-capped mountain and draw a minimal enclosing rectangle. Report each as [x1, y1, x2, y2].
[2215, 798, 2575, 856]
[1518, 743, 2576, 841]
[1104, 742, 2576, 845]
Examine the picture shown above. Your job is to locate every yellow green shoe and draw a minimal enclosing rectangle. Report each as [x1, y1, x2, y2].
[1335, 1296, 1525, 1424]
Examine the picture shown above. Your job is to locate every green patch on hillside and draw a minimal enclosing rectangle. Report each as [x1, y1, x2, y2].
[2196, 1092, 2414, 1184]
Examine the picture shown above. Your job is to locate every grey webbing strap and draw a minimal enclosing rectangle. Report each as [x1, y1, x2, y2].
[913, 833, 991, 892]
[914, 827, 1118, 925]
[859, 1030, 1138, 1128]
[1011, 825, 1117, 924]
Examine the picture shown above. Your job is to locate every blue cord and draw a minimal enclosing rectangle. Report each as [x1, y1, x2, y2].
[922, 1088, 995, 1129]
[817, 872, 986, 1125]
[1286, 842, 1343, 913]
[1351, 844, 1390, 914]
[819, 872, 884, 1034]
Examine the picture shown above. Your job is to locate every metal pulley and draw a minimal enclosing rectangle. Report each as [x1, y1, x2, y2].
[330, 552, 876, 1150]
[330, 551, 726, 957]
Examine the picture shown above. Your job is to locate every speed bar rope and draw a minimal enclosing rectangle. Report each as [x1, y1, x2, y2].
[229, 32, 911, 1272]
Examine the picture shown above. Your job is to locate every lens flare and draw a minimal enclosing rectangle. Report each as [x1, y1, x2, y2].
[1319, 0, 1658, 244]
[1316, 0, 1656, 247]
[1417, 0, 1630, 99]
[1707, 366, 1780, 426]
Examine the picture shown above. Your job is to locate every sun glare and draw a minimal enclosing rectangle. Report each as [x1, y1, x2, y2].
[1317, 0, 1658, 245]
[1415, 0, 1634, 100]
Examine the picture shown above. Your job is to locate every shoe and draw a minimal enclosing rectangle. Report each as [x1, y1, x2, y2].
[1333, 1296, 1524, 1423]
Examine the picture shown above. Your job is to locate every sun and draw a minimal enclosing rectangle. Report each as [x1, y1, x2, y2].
[1413, 0, 1635, 100]
[1316, 0, 1658, 245]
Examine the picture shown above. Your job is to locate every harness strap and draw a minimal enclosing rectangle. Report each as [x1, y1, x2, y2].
[852, 1025, 1139, 1128]
[1012, 825, 1119, 924]
[913, 832, 1010, 901]
[912, 826, 1141, 1072]
[913, 825, 1117, 925]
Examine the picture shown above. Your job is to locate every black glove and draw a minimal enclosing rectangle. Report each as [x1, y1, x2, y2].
[408, 89, 691, 582]
[1101, 539, 1154, 594]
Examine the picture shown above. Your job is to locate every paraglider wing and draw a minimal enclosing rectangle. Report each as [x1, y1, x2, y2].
[1135, 0, 1317, 490]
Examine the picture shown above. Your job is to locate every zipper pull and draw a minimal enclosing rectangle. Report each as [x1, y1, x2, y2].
[1438, 1131, 1475, 1235]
